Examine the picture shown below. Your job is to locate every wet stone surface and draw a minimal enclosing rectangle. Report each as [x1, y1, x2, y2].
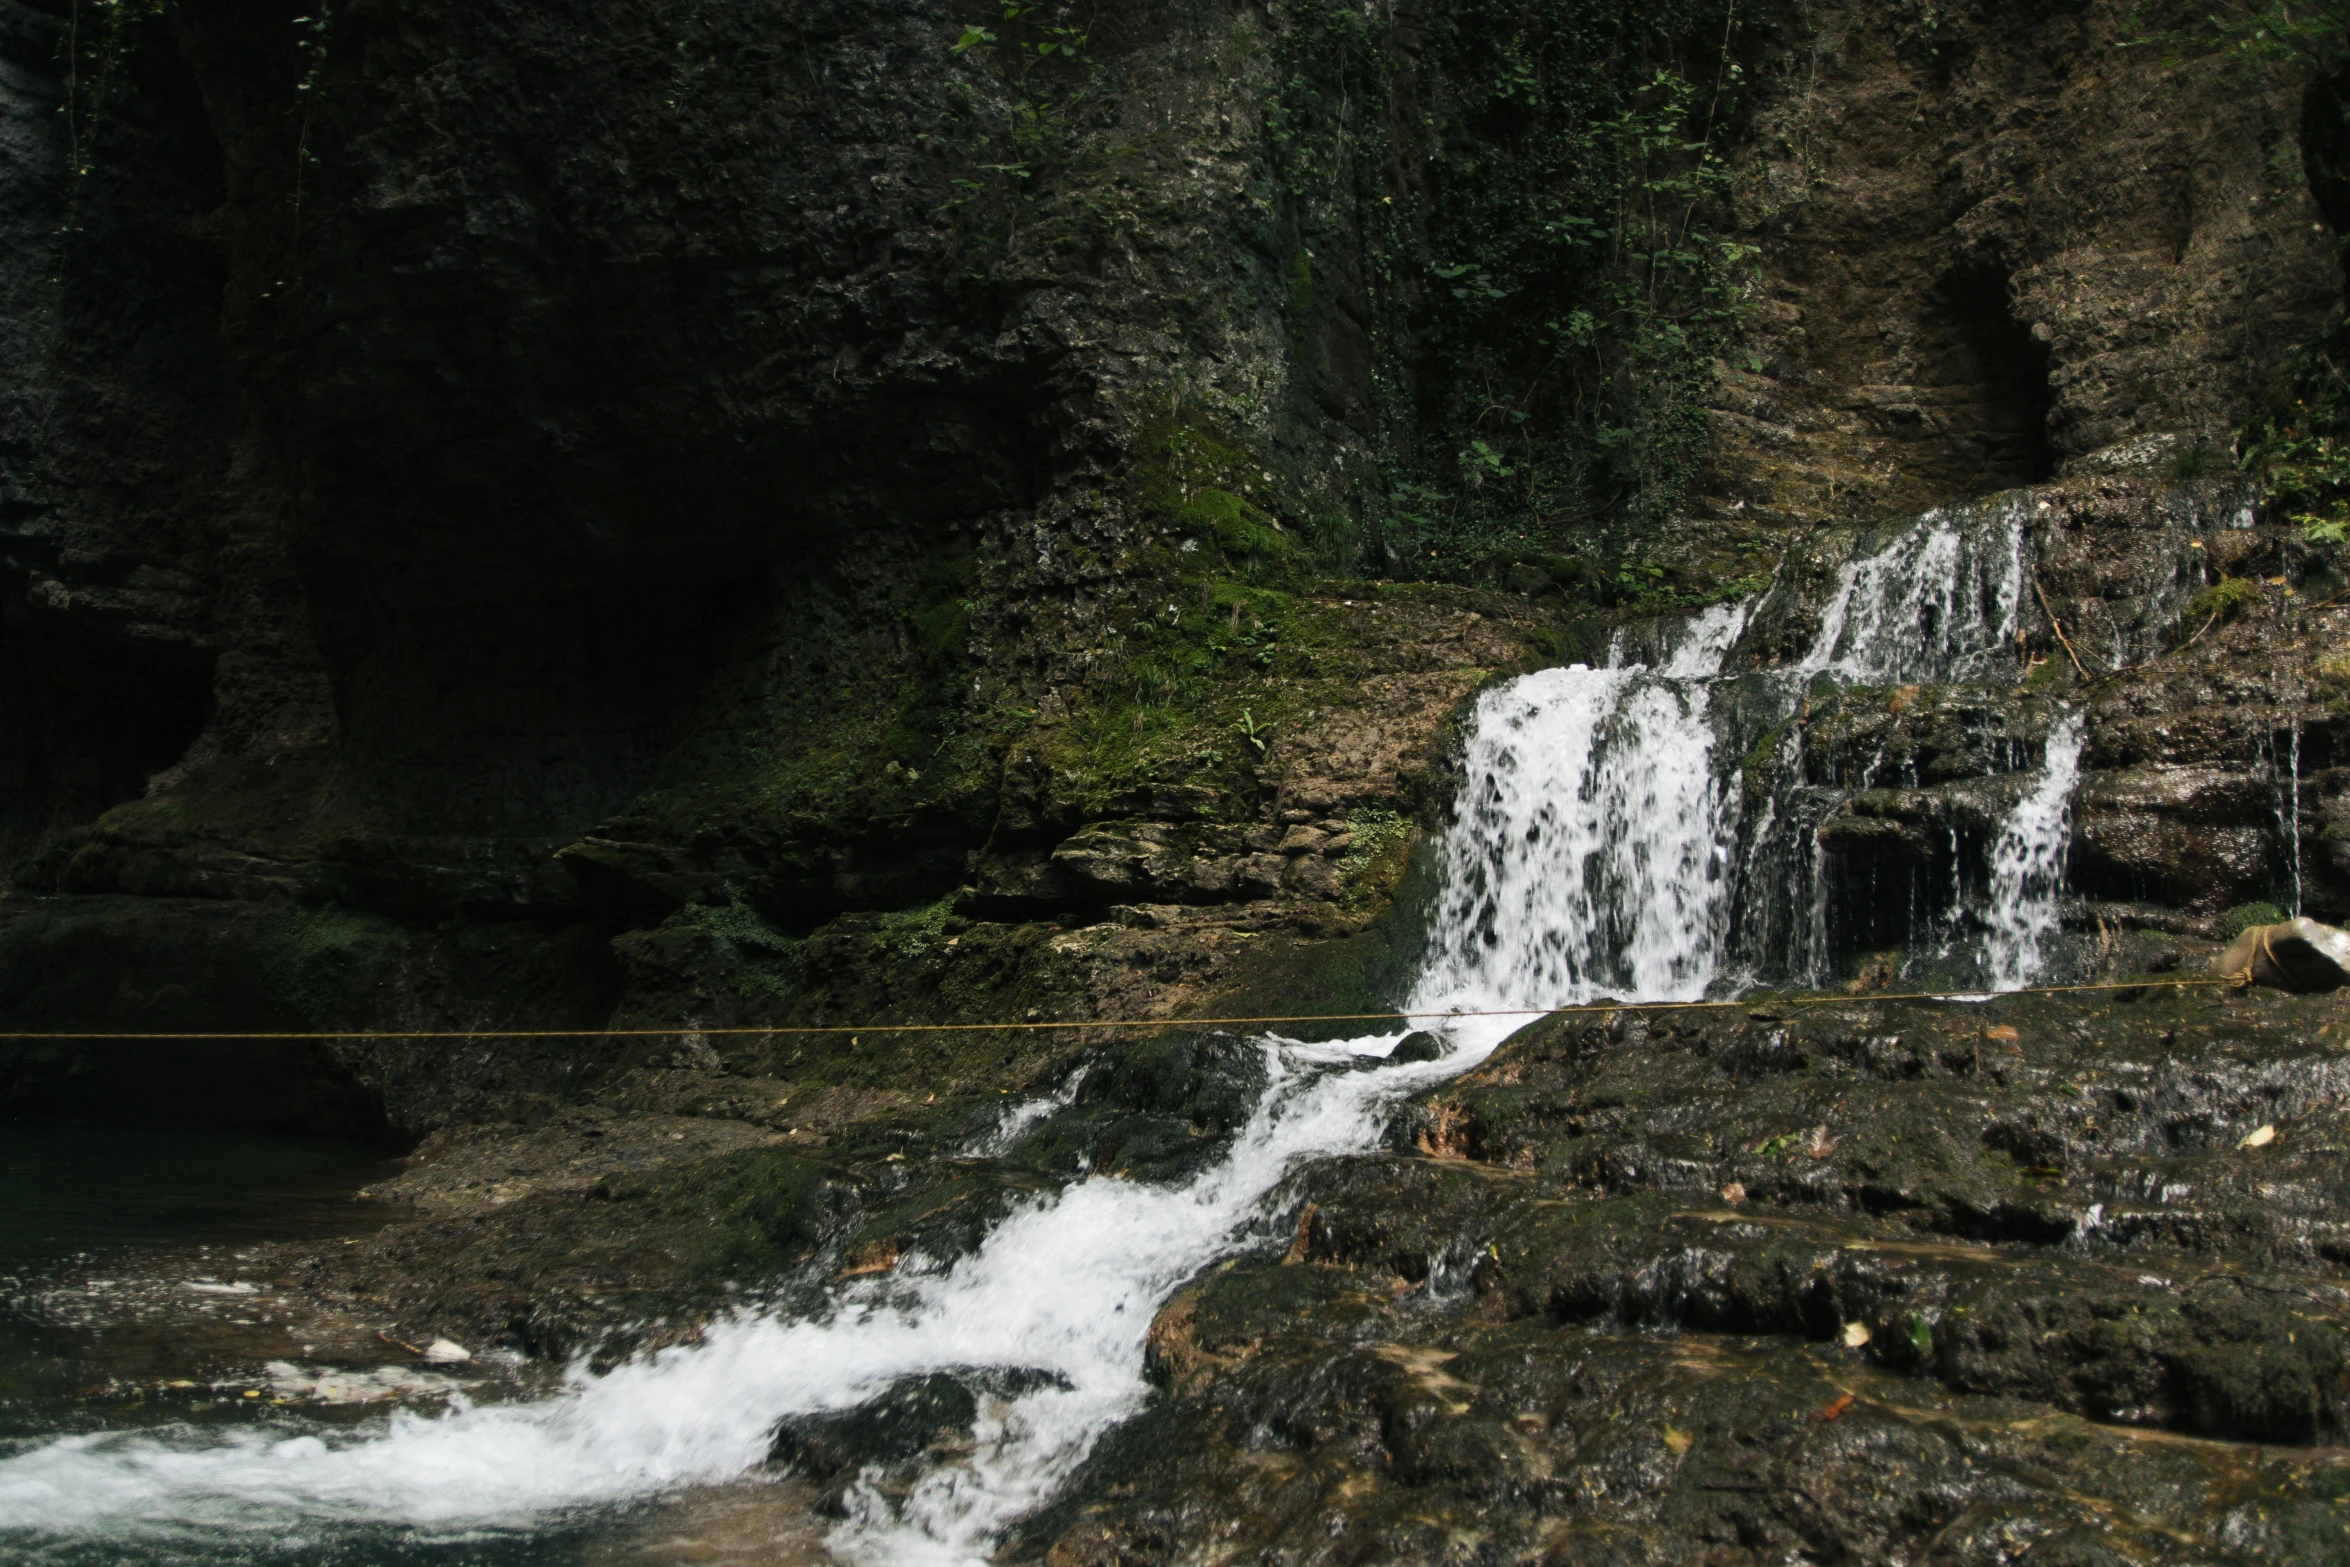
[1018, 988, 2350, 1564]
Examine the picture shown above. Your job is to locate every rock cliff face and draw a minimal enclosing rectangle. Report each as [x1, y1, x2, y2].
[0, 0, 2337, 1128]
[8, 0, 2350, 1555]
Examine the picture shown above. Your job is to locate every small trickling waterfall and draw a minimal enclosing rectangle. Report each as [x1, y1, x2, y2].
[2273, 715, 2306, 917]
[1982, 712, 2086, 991]
[0, 494, 2086, 1565]
[1793, 501, 2026, 684]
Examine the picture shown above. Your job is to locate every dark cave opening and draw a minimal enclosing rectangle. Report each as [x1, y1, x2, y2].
[0, 615, 216, 861]
[1934, 263, 2056, 488]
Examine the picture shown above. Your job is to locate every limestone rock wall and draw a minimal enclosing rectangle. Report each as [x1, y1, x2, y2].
[0, 0, 2341, 1132]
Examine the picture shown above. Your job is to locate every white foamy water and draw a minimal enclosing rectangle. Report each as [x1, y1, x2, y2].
[1413, 601, 1747, 1009]
[0, 1027, 1505, 1563]
[1982, 711, 2086, 991]
[1798, 498, 2026, 684]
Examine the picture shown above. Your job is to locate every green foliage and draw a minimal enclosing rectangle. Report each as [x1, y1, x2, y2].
[1129, 414, 1334, 577]
[944, 0, 1093, 196]
[2220, 901, 2289, 939]
[1286, 250, 1315, 325]
[1334, 806, 1415, 909]
[868, 897, 961, 964]
[694, 891, 799, 960]
[2124, 0, 2350, 71]
[1179, 489, 1296, 569]
[2240, 334, 2350, 515]
[667, 891, 803, 1002]
[1272, 0, 1759, 575]
[2235, 312, 2350, 557]
[2187, 576, 2263, 625]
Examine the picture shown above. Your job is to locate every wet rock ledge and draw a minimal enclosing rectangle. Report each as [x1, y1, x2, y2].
[1020, 986, 2350, 1565]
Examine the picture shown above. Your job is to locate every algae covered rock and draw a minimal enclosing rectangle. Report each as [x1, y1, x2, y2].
[2212, 915, 2350, 992]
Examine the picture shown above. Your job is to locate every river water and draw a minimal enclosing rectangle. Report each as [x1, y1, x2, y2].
[0, 501, 2099, 1563]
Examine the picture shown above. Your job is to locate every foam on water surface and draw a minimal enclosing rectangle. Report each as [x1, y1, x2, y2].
[0, 1032, 1522, 1564]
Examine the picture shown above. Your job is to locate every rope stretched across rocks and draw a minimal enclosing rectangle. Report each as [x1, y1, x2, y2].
[0, 976, 2248, 1043]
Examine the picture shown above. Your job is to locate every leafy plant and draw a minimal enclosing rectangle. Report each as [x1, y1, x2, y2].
[1234, 709, 1272, 755]
[2124, 0, 2350, 70]
[1271, 1, 1760, 577]
[946, 0, 1093, 189]
[2239, 333, 2350, 534]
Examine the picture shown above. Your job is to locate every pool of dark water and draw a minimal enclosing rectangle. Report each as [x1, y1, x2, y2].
[0, 1122, 398, 1423]
[0, 1122, 396, 1268]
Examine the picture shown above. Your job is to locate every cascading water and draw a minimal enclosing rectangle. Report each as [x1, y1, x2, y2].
[0, 494, 2080, 1564]
[0, 718, 1617, 1564]
[1419, 493, 2046, 999]
[1793, 500, 2026, 684]
[1412, 602, 1748, 1009]
[5, 1041, 1490, 1564]
[1982, 712, 2086, 991]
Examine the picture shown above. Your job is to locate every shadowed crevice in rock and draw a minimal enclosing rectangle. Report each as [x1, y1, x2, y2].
[1933, 261, 2056, 491]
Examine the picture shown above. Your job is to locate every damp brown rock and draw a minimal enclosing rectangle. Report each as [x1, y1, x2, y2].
[2213, 916, 2350, 992]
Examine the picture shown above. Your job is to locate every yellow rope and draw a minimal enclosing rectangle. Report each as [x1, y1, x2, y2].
[0, 976, 2242, 1043]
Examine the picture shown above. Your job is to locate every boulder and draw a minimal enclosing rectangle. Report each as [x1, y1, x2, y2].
[1389, 1031, 1449, 1063]
[2211, 916, 2350, 993]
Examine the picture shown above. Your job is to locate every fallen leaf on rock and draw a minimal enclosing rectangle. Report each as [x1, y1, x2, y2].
[1810, 1394, 1854, 1423]
[1719, 1182, 1746, 1205]
[2240, 1124, 2276, 1148]
[1983, 1026, 2019, 1044]
[840, 1241, 901, 1279]
[1841, 1321, 1871, 1348]
[1281, 1203, 1319, 1267]
[1662, 1426, 1693, 1455]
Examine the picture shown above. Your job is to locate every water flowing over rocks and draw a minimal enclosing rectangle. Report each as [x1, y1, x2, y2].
[5, 0, 2350, 1562]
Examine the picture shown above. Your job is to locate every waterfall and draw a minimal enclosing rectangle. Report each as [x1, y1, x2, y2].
[1411, 602, 1747, 1010]
[1795, 501, 2026, 684]
[1, 779, 1613, 1564]
[2292, 720, 2305, 917]
[0, 496, 2070, 1564]
[1981, 712, 2086, 991]
[1420, 496, 2041, 1000]
[2282, 717, 2305, 917]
